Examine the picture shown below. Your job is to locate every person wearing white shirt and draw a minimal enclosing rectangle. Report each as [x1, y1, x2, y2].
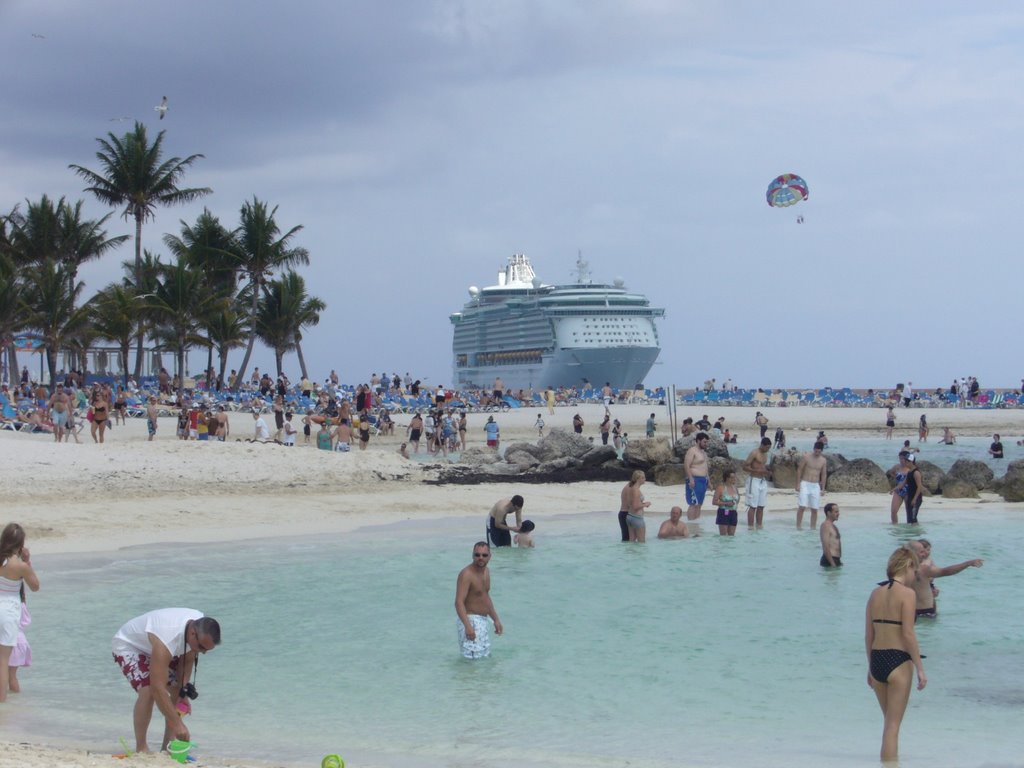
[252, 409, 271, 441]
[111, 608, 221, 754]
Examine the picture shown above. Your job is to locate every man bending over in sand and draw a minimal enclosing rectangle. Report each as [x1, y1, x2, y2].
[112, 609, 221, 753]
[455, 542, 503, 659]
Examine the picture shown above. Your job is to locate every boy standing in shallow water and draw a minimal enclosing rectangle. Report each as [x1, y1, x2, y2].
[515, 520, 536, 548]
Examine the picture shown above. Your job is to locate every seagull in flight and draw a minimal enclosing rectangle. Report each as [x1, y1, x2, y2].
[154, 96, 168, 120]
[31, 33, 46, 39]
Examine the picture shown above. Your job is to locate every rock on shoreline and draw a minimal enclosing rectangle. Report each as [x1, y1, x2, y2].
[427, 429, 1024, 500]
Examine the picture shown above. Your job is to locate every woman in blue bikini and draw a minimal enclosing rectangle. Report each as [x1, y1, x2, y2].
[865, 545, 927, 762]
[888, 458, 910, 524]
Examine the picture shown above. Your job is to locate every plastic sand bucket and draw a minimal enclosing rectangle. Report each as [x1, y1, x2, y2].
[167, 740, 194, 763]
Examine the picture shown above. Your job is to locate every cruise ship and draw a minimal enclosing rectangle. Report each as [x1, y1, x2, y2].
[450, 253, 665, 391]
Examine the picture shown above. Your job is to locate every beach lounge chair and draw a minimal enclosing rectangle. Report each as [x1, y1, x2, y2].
[0, 395, 26, 430]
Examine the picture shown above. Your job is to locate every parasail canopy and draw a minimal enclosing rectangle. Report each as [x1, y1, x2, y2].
[766, 173, 809, 208]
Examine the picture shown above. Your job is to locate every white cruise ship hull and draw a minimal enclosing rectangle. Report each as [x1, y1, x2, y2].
[451, 253, 664, 392]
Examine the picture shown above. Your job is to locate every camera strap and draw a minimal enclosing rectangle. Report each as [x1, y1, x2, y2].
[182, 620, 199, 685]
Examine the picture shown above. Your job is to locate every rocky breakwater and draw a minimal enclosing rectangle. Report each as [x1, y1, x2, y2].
[430, 429, 633, 485]
[938, 459, 994, 499]
[999, 459, 1024, 502]
[773, 450, 954, 496]
[432, 432, 1017, 501]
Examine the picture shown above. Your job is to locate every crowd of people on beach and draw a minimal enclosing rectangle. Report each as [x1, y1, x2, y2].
[1, 367, 1007, 763]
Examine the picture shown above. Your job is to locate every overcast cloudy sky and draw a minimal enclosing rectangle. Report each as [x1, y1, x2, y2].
[3, 1, 1021, 390]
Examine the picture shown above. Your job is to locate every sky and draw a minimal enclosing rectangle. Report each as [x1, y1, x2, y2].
[2, 1, 1022, 390]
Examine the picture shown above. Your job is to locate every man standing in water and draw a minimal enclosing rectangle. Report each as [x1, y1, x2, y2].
[487, 495, 523, 547]
[111, 609, 221, 753]
[455, 542, 503, 659]
[684, 433, 711, 521]
[742, 437, 773, 528]
[796, 440, 827, 528]
[908, 539, 983, 619]
[819, 503, 842, 567]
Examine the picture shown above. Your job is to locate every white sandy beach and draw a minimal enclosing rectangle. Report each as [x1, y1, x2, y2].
[2, 401, 1022, 767]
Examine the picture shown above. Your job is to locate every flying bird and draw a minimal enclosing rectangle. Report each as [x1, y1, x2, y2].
[154, 96, 168, 120]
[31, 33, 45, 39]
[108, 116, 131, 122]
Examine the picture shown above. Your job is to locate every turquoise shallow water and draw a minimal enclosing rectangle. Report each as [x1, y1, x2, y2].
[4, 507, 1021, 768]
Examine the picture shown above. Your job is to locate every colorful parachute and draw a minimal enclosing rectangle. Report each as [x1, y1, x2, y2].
[766, 173, 809, 208]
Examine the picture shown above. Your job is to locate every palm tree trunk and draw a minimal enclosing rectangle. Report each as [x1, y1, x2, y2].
[121, 342, 130, 389]
[132, 214, 145, 379]
[218, 346, 229, 390]
[7, 347, 18, 386]
[233, 280, 260, 389]
[274, 348, 284, 379]
[46, 346, 58, 391]
[177, 337, 186, 397]
[295, 338, 309, 380]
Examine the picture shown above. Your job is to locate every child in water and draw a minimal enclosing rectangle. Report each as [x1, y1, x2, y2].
[515, 520, 536, 548]
[535, 415, 545, 436]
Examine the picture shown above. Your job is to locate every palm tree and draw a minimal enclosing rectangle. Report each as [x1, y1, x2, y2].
[253, 278, 297, 377]
[205, 308, 248, 389]
[163, 208, 239, 294]
[69, 121, 212, 377]
[281, 271, 325, 380]
[4, 195, 62, 267]
[163, 210, 239, 386]
[21, 259, 89, 387]
[88, 283, 141, 388]
[254, 271, 326, 379]
[147, 258, 226, 395]
[232, 197, 308, 386]
[0, 252, 25, 385]
[56, 199, 129, 288]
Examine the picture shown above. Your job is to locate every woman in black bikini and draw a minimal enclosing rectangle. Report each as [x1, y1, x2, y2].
[90, 387, 110, 444]
[865, 545, 927, 762]
[114, 386, 128, 425]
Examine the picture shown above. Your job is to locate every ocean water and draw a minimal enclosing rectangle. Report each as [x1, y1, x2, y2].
[727, 433, 1017, 474]
[5, 508, 1020, 768]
